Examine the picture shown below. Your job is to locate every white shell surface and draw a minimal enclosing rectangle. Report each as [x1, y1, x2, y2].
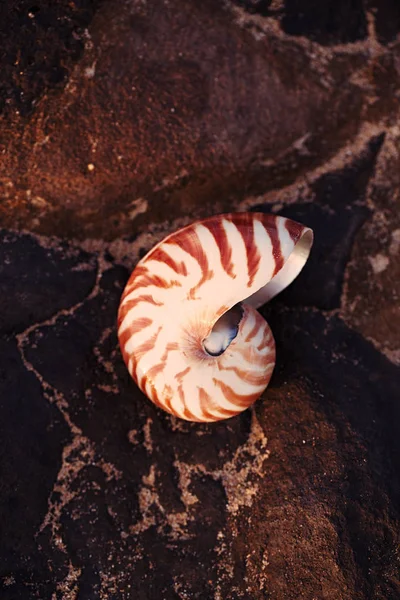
[118, 213, 313, 422]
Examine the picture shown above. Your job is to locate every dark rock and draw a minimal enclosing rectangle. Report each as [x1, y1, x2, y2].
[0, 0, 102, 117]
[0, 1, 399, 598]
[230, 0, 275, 16]
[280, 0, 368, 45]
[369, 0, 400, 45]
[252, 135, 384, 309]
[251, 308, 400, 600]
[0, 230, 97, 334]
[342, 129, 400, 365]
[0, 338, 70, 597]
[1, 166, 399, 597]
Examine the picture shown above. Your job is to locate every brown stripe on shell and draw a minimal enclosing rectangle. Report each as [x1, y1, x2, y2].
[119, 340, 132, 370]
[235, 344, 275, 368]
[257, 332, 274, 352]
[213, 378, 261, 409]
[177, 381, 185, 407]
[176, 366, 191, 380]
[123, 294, 164, 310]
[188, 269, 214, 300]
[203, 218, 236, 279]
[176, 367, 190, 413]
[218, 364, 269, 387]
[214, 304, 231, 321]
[182, 408, 204, 422]
[117, 309, 125, 328]
[284, 218, 305, 244]
[244, 317, 261, 343]
[146, 380, 166, 410]
[139, 342, 179, 390]
[176, 381, 201, 421]
[162, 385, 175, 415]
[198, 387, 239, 420]
[128, 261, 183, 290]
[173, 367, 203, 421]
[170, 227, 213, 299]
[118, 328, 133, 356]
[267, 224, 284, 277]
[160, 342, 179, 362]
[133, 271, 182, 291]
[121, 265, 149, 299]
[140, 345, 179, 394]
[119, 295, 164, 326]
[245, 219, 262, 287]
[125, 264, 149, 286]
[118, 317, 153, 349]
[148, 382, 174, 415]
[150, 246, 188, 277]
[130, 326, 162, 381]
[139, 362, 165, 390]
[176, 227, 209, 270]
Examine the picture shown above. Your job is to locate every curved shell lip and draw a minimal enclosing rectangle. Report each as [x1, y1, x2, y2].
[245, 226, 314, 309]
[171, 212, 313, 340]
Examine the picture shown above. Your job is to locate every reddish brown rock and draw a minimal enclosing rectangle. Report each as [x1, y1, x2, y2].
[0, 0, 385, 239]
[0, 2, 399, 599]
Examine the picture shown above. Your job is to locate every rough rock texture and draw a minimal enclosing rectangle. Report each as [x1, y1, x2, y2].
[0, 1, 399, 599]
[1, 0, 400, 238]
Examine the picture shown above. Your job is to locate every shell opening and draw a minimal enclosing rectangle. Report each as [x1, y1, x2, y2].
[245, 229, 314, 308]
[203, 304, 243, 357]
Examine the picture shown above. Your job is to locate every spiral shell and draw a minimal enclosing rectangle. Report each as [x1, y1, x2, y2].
[118, 213, 313, 422]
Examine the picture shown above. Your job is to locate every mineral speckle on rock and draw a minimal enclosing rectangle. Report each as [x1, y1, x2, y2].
[0, 1, 399, 599]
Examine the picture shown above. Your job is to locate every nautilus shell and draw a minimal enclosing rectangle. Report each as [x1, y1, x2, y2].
[118, 213, 313, 422]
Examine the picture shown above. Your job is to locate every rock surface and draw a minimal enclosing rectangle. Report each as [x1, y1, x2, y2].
[1, 0, 400, 238]
[0, 1, 399, 599]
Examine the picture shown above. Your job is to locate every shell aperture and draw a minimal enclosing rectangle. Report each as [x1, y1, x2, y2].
[203, 304, 243, 356]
